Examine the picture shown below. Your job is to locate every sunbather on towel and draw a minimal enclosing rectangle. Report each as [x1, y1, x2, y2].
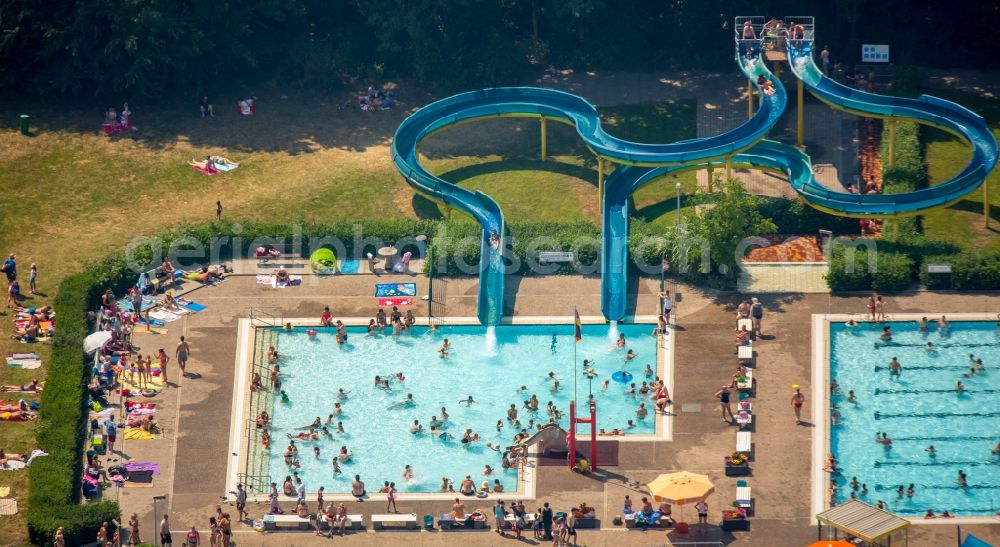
[188, 158, 219, 174]
[161, 292, 182, 312]
[274, 268, 291, 284]
[12, 323, 41, 342]
[209, 155, 238, 168]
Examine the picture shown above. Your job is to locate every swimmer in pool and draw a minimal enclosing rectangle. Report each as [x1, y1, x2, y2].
[338, 446, 352, 462]
[624, 349, 637, 362]
[431, 428, 453, 441]
[879, 326, 892, 341]
[847, 390, 857, 403]
[550, 381, 560, 393]
[336, 421, 345, 433]
[602, 379, 610, 391]
[889, 357, 902, 379]
[546, 372, 557, 382]
[926, 341, 935, 352]
[459, 396, 476, 406]
[331, 458, 342, 475]
[429, 415, 443, 428]
[440, 407, 450, 420]
[550, 335, 557, 352]
[925, 445, 937, 455]
[644, 364, 654, 376]
[411, 420, 423, 434]
[616, 333, 626, 348]
[507, 404, 518, 421]
[389, 393, 415, 409]
[332, 403, 343, 415]
[403, 465, 414, 481]
[956, 380, 965, 391]
[517, 385, 528, 393]
[337, 389, 350, 400]
[496, 420, 504, 432]
[991, 442, 1000, 455]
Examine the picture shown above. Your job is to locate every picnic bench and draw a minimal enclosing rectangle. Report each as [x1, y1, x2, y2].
[372, 513, 418, 530]
[316, 513, 364, 531]
[263, 514, 313, 530]
[737, 343, 754, 362]
[439, 513, 488, 530]
[503, 512, 536, 530]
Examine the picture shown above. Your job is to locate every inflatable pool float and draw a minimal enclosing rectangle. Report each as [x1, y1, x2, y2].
[140, 389, 158, 398]
[310, 248, 337, 275]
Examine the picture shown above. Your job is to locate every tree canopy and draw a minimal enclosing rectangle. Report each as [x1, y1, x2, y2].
[2, 0, 998, 96]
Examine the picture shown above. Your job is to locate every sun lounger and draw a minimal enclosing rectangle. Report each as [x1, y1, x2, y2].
[736, 368, 753, 390]
[738, 343, 753, 361]
[737, 318, 753, 332]
[736, 480, 753, 514]
[736, 410, 753, 429]
[372, 513, 418, 530]
[439, 513, 487, 530]
[736, 430, 752, 454]
[263, 514, 313, 530]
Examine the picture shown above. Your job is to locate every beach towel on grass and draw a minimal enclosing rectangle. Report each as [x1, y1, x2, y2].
[0, 486, 9, 497]
[191, 164, 218, 175]
[213, 160, 239, 172]
[124, 427, 162, 440]
[6, 358, 41, 369]
[339, 259, 361, 274]
[374, 283, 417, 297]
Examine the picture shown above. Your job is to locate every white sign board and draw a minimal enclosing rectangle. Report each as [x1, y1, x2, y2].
[538, 251, 575, 263]
[862, 44, 890, 63]
[926, 264, 952, 274]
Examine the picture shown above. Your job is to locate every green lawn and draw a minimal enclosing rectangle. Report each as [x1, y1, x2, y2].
[921, 92, 1000, 250]
[0, 92, 694, 544]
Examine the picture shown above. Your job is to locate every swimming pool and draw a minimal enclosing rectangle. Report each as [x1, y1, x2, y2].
[828, 320, 1000, 516]
[262, 322, 661, 495]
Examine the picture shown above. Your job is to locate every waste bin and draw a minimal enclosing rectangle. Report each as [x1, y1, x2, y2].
[19, 115, 29, 135]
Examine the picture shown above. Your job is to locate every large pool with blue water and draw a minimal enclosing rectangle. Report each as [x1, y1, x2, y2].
[830, 320, 1000, 516]
[266, 323, 658, 494]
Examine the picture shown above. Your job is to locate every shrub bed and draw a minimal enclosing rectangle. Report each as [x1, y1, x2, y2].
[825, 246, 914, 293]
[919, 250, 1000, 290]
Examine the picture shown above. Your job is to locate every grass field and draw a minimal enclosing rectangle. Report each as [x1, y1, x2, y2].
[0, 90, 694, 543]
[921, 92, 1000, 250]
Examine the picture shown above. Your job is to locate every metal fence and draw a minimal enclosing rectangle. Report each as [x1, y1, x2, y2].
[239, 307, 282, 494]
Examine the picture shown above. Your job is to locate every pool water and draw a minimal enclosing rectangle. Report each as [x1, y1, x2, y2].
[830, 321, 1000, 516]
[266, 323, 658, 494]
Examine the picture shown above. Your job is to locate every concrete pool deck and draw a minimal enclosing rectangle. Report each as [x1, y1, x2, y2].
[115, 274, 1000, 546]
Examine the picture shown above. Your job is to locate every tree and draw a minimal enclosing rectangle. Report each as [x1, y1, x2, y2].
[677, 179, 776, 286]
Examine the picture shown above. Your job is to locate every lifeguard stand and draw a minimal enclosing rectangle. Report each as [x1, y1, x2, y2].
[567, 399, 597, 472]
[735, 16, 815, 146]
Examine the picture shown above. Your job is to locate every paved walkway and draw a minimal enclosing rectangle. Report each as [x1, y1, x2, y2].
[111, 270, 1000, 546]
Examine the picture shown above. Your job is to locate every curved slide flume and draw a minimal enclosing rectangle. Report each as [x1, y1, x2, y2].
[786, 41, 998, 217]
[600, 43, 786, 322]
[392, 61, 785, 324]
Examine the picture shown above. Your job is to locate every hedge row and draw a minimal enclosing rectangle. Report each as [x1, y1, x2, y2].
[27, 272, 120, 545]
[920, 249, 1000, 290]
[825, 246, 915, 292]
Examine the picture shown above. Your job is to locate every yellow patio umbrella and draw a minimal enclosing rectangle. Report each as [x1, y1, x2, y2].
[646, 471, 715, 524]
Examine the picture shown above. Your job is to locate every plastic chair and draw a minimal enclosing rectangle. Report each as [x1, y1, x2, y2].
[423, 514, 434, 530]
[737, 479, 748, 487]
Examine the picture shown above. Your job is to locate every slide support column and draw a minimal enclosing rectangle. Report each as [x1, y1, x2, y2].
[747, 81, 754, 119]
[597, 156, 605, 217]
[797, 78, 805, 146]
[707, 167, 715, 193]
[540, 117, 547, 161]
[985, 179, 991, 229]
[888, 120, 896, 168]
[725, 156, 733, 185]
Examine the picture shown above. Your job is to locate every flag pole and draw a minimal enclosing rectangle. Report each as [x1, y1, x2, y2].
[573, 307, 578, 407]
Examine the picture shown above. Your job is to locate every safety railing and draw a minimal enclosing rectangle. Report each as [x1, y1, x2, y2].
[242, 307, 282, 495]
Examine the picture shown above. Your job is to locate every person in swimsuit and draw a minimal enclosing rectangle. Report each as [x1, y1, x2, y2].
[866, 295, 877, 321]
[175, 336, 190, 377]
[351, 475, 366, 500]
[791, 385, 805, 425]
[715, 386, 734, 423]
[889, 357, 902, 379]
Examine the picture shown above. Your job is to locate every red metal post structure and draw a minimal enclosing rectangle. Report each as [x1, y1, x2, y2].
[567, 400, 598, 472]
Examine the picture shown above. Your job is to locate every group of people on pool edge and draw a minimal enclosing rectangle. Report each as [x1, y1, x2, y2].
[250, 305, 668, 501]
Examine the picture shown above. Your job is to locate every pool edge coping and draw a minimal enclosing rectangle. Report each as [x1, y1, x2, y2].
[811, 313, 1000, 526]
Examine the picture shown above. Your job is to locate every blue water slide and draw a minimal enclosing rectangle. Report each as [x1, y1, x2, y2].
[786, 41, 998, 217]
[392, 47, 786, 324]
[600, 42, 787, 321]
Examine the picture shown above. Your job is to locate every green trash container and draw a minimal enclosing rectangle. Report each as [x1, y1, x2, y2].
[19, 115, 29, 135]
